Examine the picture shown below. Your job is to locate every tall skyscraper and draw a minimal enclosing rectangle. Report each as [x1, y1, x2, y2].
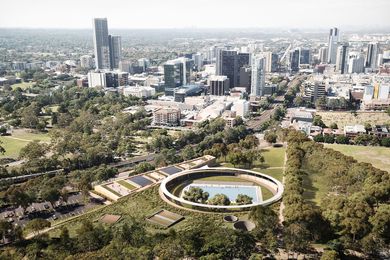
[216, 49, 250, 88]
[250, 56, 266, 96]
[93, 18, 110, 69]
[318, 47, 328, 63]
[299, 48, 310, 65]
[365, 42, 379, 69]
[109, 35, 122, 70]
[262, 52, 279, 72]
[327, 27, 340, 64]
[289, 49, 300, 72]
[348, 55, 365, 74]
[336, 43, 349, 74]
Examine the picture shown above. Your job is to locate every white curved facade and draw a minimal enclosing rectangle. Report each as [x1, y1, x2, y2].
[159, 167, 284, 211]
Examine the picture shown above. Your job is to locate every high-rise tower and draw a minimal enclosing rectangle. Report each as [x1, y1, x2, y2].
[93, 18, 110, 69]
[109, 35, 122, 69]
[327, 27, 340, 64]
[250, 55, 266, 97]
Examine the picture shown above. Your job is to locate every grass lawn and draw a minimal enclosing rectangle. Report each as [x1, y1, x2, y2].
[317, 111, 390, 128]
[11, 82, 34, 90]
[260, 147, 286, 168]
[48, 186, 242, 238]
[261, 186, 274, 201]
[0, 129, 50, 159]
[324, 144, 390, 173]
[301, 169, 328, 205]
[117, 180, 136, 190]
[196, 176, 252, 183]
[254, 168, 283, 182]
[0, 137, 30, 159]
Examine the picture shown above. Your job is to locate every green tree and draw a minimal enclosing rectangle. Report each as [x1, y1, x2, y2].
[181, 145, 196, 161]
[313, 134, 324, 142]
[313, 115, 326, 128]
[236, 194, 253, 205]
[0, 220, 12, 243]
[183, 187, 209, 203]
[264, 132, 277, 144]
[25, 218, 51, 235]
[320, 250, 339, 260]
[335, 135, 349, 144]
[380, 137, 390, 147]
[19, 140, 47, 161]
[330, 123, 338, 129]
[284, 223, 311, 254]
[208, 194, 230, 205]
[133, 162, 155, 174]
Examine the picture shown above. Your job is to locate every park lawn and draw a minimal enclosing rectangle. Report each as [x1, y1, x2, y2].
[117, 180, 136, 190]
[0, 130, 51, 158]
[11, 130, 51, 142]
[254, 168, 283, 182]
[0, 136, 30, 158]
[260, 147, 286, 168]
[324, 144, 390, 173]
[11, 82, 35, 90]
[301, 169, 329, 205]
[48, 186, 242, 238]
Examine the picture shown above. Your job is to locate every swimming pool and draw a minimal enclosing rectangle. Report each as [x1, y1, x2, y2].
[183, 183, 262, 203]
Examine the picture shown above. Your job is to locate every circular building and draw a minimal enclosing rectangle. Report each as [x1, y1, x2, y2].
[159, 167, 284, 212]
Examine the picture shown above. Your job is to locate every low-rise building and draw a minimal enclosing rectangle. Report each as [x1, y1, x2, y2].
[123, 86, 155, 98]
[153, 107, 181, 126]
[344, 124, 366, 137]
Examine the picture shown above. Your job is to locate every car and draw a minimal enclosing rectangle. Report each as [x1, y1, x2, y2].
[52, 214, 58, 220]
[44, 204, 50, 210]
[18, 215, 24, 220]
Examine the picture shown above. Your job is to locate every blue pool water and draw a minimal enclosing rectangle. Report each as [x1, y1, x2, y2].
[184, 184, 260, 203]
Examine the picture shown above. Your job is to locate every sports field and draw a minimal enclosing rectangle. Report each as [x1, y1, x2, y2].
[324, 144, 390, 173]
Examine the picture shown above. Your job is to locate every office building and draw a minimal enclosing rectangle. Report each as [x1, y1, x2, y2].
[93, 18, 110, 69]
[216, 49, 250, 88]
[250, 56, 266, 96]
[299, 48, 310, 65]
[327, 27, 340, 64]
[290, 49, 300, 72]
[208, 75, 230, 96]
[164, 57, 192, 94]
[138, 58, 150, 71]
[304, 82, 326, 102]
[365, 42, 379, 69]
[123, 86, 156, 98]
[109, 35, 121, 69]
[262, 51, 278, 72]
[192, 53, 203, 70]
[239, 66, 251, 91]
[319, 47, 328, 63]
[336, 43, 349, 74]
[80, 55, 94, 68]
[88, 70, 128, 88]
[348, 56, 365, 73]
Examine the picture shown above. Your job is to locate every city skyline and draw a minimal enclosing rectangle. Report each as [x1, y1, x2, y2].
[1, 0, 389, 29]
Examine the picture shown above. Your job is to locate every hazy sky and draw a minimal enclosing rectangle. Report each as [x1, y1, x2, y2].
[1, 0, 389, 29]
